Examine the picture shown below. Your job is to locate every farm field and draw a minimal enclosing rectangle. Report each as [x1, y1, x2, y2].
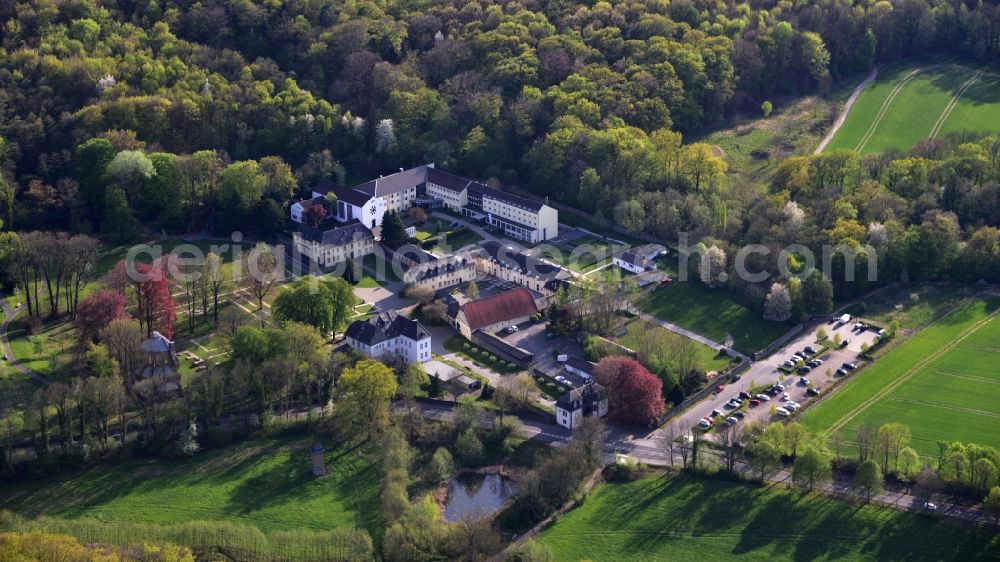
[0, 435, 382, 541]
[535, 475, 1000, 561]
[638, 281, 790, 354]
[801, 298, 1000, 456]
[826, 61, 1000, 154]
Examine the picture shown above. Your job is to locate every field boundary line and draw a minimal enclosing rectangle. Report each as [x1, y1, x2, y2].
[827, 304, 1000, 434]
[889, 397, 1000, 419]
[930, 70, 981, 138]
[855, 66, 929, 153]
[815, 66, 877, 154]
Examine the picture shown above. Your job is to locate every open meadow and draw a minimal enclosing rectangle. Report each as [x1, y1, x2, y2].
[0, 435, 381, 540]
[801, 297, 1000, 456]
[826, 60, 1000, 154]
[535, 475, 1000, 561]
[638, 281, 790, 354]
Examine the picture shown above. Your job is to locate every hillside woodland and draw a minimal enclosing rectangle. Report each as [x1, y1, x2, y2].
[0, 0, 999, 303]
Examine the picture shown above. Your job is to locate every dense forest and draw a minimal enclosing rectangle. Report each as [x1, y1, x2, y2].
[1, 0, 999, 294]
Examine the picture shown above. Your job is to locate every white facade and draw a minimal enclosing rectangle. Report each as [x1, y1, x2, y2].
[334, 196, 385, 228]
[347, 333, 431, 363]
[613, 256, 647, 275]
[292, 228, 375, 269]
[425, 180, 468, 211]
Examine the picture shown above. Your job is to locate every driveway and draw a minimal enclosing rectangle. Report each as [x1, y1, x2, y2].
[653, 316, 880, 435]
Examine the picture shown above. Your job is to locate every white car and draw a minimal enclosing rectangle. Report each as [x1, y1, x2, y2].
[775, 407, 791, 417]
[755, 393, 770, 401]
[781, 392, 790, 401]
[786, 402, 800, 411]
[698, 418, 712, 428]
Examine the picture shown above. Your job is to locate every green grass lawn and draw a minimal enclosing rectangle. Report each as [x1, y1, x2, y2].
[617, 320, 734, 375]
[638, 282, 790, 354]
[433, 228, 483, 251]
[0, 435, 382, 541]
[845, 284, 975, 333]
[827, 60, 1000, 154]
[535, 475, 1000, 561]
[801, 298, 1000, 456]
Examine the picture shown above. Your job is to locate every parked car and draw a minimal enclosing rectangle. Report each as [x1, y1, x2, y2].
[732, 411, 746, 419]
[711, 409, 723, 418]
[798, 365, 812, 374]
[786, 401, 800, 411]
[923, 502, 938, 511]
[731, 373, 742, 382]
[841, 338, 851, 347]
[774, 383, 785, 391]
[781, 392, 790, 401]
[807, 387, 821, 396]
[782, 360, 796, 368]
[775, 407, 791, 417]
[755, 393, 770, 401]
[766, 388, 781, 396]
[724, 417, 738, 426]
[836, 368, 848, 376]
[853, 322, 864, 331]
[799, 377, 811, 386]
[842, 362, 857, 370]
[698, 418, 712, 428]
[739, 391, 751, 400]
[750, 399, 761, 406]
[715, 385, 726, 394]
[804, 345, 818, 355]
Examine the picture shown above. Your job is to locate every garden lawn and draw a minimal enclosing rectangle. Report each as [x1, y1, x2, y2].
[0, 435, 382, 541]
[617, 321, 733, 375]
[801, 298, 1000, 456]
[535, 475, 999, 561]
[638, 282, 790, 354]
[443, 335, 521, 374]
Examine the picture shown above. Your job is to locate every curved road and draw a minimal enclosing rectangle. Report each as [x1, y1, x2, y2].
[815, 66, 878, 154]
[0, 298, 52, 385]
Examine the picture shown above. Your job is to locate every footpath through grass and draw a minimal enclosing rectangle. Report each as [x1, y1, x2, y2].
[535, 475, 1000, 561]
[638, 281, 790, 354]
[801, 297, 1000, 456]
[0, 435, 382, 541]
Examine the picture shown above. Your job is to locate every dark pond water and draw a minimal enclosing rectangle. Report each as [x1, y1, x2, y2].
[442, 473, 517, 522]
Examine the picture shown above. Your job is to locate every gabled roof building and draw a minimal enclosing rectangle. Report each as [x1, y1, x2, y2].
[345, 311, 432, 364]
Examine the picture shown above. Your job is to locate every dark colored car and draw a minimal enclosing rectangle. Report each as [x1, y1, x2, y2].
[798, 365, 812, 374]
[732, 411, 746, 419]
[842, 362, 857, 370]
[739, 391, 751, 400]
[807, 387, 821, 396]
[836, 368, 848, 376]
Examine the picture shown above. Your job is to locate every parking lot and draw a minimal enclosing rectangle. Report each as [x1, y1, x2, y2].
[677, 316, 882, 434]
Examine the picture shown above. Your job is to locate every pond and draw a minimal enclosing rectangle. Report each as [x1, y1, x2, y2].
[442, 473, 517, 522]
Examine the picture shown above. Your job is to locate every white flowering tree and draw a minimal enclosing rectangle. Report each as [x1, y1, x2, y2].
[375, 118, 396, 153]
[700, 245, 728, 288]
[764, 282, 792, 322]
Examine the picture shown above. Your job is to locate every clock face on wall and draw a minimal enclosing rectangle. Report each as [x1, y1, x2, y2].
[369, 205, 377, 214]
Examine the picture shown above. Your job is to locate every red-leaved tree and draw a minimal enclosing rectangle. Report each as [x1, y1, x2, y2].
[594, 356, 664, 425]
[128, 258, 177, 339]
[303, 202, 327, 227]
[74, 289, 127, 347]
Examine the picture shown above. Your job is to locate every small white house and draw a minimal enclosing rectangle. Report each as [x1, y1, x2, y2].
[613, 244, 667, 274]
[555, 382, 609, 430]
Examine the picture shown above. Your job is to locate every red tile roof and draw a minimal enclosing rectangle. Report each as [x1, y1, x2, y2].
[461, 288, 538, 330]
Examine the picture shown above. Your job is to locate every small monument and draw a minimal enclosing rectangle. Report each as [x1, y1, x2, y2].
[310, 442, 326, 476]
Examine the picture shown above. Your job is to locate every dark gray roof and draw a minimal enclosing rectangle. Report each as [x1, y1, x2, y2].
[298, 221, 373, 246]
[556, 382, 606, 410]
[564, 356, 595, 375]
[345, 310, 429, 346]
[468, 182, 543, 212]
[331, 184, 375, 207]
[354, 165, 430, 197]
[480, 241, 563, 281]
[426, 168, 473, 193]
[312, 179, 343, 195]
[618, 251, 645, 267]
[409, 256, 470, 280]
